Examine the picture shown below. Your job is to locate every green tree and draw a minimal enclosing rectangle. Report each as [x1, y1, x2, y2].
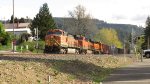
[143, 16, 150, 49]
[135, 36, 144, 53]
[0, 22, 11, 45]
[14, 17, 18, 23]
[19, 17, 25, 23]
[94, 28, 123, 48]
[9, 15, 18, 23]
[9, 15, 13, 23]
[30, 3, 56, 40]
[0, 22, 5, 42]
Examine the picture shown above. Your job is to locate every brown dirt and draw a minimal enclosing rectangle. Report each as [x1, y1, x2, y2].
[0, 55, 134, 84]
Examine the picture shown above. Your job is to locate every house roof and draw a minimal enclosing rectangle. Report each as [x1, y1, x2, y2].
[18, 23, 30, 28]
[4, 23, 30, 29]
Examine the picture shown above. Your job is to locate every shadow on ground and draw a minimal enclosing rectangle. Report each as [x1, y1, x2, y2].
[103, 58, 150, 84]
[104, 66, 150, 83]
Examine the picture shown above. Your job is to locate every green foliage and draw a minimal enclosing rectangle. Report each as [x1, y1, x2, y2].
[19, 17, 25, 23]
[94, 28, 123, 48]
[9, 15, 13, 23]
[143, 16, 150, 49]
[30, 3, 56, 40]
[0, 22, 12, 45]
[0, 22, 5, 32]
[18, 41, 45, 53]
[54, 18, 143, 42]
[0, 43, 12, 50]
[135, 36, 145, 53]
[10, 15, 18, 23]
[10, 15, 31, 23]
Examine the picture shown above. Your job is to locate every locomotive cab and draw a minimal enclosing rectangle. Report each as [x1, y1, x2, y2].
[47, 29, 66, 36]
[44, 29, 68, 53]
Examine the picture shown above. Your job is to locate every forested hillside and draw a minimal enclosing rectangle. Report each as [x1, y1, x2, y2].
[1, 17, 144, 43]
[54, 17, 144, 42]
[93, 19, 144, 41]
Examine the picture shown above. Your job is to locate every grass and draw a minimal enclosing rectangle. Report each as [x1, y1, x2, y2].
[0, 41, 45, 53]
[0, 55, 133, 84]
[0, 43, 11, 51]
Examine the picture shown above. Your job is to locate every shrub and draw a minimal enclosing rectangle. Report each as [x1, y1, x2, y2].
[18, 40, 45, 53]
[0, 22, 13, 45]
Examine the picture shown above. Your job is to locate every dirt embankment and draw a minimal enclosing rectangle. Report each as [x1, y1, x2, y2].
[0, 55, 134, 84]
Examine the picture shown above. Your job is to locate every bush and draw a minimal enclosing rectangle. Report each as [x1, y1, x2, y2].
[38, 41, 45, 49]
[18, 40, 45, 53]
[2, 32, 12, 45]
[18, 33, 31, 43]
[0, 22, 12, 45]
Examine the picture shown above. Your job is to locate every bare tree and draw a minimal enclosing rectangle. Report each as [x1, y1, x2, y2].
[66, 5, 98, 39]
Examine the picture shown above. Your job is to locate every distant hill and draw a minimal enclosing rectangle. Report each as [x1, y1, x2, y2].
[92, 19, 144, 42]
[54, 17, 144, 42]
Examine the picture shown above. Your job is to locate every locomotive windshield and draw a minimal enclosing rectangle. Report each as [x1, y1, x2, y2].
[47, 32, 53, 35]
[47, 31, 62, 35]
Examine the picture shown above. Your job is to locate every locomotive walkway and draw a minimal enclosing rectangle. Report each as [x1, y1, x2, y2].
[103, 58, 150, 84]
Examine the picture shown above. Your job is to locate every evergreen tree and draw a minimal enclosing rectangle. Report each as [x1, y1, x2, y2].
[30, 3, 56, 40]
[143, 16, 150, 49]
[9, 15, 13, 23]
[9, 15, 18, 23]
[19, 17, 25, 23]
[14, 17, 18, 23]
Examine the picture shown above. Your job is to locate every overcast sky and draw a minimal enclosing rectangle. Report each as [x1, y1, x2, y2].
[0, 0, 150, 27]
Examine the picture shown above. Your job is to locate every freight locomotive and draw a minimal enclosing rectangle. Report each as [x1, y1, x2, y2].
[44, 29, 123, 54]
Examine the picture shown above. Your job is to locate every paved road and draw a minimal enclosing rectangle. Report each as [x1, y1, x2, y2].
[103, 58, 150, 84]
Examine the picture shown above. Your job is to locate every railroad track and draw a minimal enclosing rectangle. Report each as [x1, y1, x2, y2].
[0, 53, 95, 57]
[0, 53, 99, 61]
[0, 53, 133, 61]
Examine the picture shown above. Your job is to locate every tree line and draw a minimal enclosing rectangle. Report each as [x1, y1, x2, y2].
[29, 3, 122, 48]
[143, 17, 150, 49]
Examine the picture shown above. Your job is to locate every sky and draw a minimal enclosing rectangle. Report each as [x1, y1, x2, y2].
[0, 0, 150, 27]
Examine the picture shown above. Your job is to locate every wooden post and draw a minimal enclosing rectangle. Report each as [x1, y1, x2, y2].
[36, 27, 38, 53]
[21, 46, 23, 53]
[124, 40, 126, 62]
[48, 75, 51, 83]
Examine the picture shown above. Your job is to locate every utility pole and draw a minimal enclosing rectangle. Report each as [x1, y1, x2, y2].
[131, 28, 134, 53]
[36, 27, 38, 53]
[4, 17, 6, 28]
[12, 0, 15, 53]
[124, 39, 126, 62]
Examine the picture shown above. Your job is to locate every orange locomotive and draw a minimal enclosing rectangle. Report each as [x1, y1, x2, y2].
[44, 29, 111, 54]
[45, 29, 75, 53]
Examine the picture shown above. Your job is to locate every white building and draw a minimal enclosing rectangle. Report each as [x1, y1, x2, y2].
[4, 23, 31, 36]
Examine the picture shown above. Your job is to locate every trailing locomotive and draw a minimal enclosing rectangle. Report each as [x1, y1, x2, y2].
[44, 29, 123, 54]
